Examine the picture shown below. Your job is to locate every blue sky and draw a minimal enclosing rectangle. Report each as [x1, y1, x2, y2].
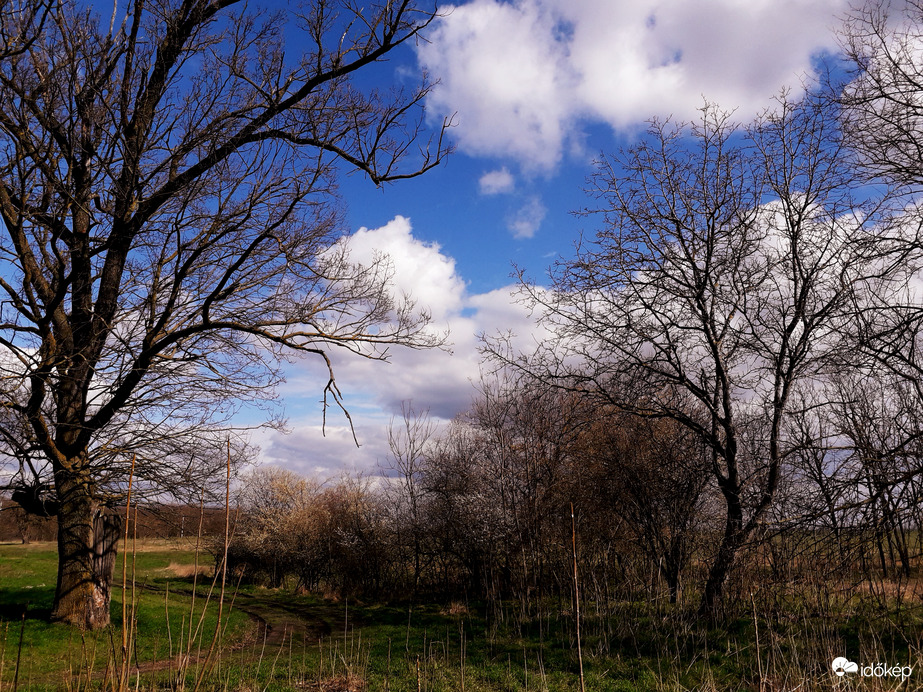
[252, 0, 852, 476]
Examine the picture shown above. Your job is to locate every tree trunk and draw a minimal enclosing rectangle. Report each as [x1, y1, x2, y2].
[663, 553, 680, 604]
[698, 496, 746, 621]
[51, 471, 121, 630]
[16, 512, 31, 544]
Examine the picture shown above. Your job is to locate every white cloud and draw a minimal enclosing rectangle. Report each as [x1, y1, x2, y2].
[418, 0, 847, 169]
[252, 421, 388, 478]
[508, 196, 547, 239]
[418, 0, 575, 170]
[255, 217, 547, 473]
[479, 167, 516, 195]
[343, 216, 465, 321]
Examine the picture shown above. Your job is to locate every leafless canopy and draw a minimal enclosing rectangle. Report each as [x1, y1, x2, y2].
[0, 0, 450, 497]
[840, 0, 923, 188]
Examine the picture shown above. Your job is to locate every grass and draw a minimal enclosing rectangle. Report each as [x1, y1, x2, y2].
[1, 540, 922, 690]
[0, 540, 250, 691]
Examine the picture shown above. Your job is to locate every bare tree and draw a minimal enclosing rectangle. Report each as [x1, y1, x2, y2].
[385, 401, 436, 595]
[500, 95, 896, 618]
[829, 372, 923, 578]
[837, 0, 923, 541]
[233, 466, 325, 588]
[585, 409, 711, 604]
[0, 0, 450, 628]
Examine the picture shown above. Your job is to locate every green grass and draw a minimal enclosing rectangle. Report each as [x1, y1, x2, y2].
[0, 540, 250, 690]
[1, 541, 922, 690]
[171, 587, 923, 691]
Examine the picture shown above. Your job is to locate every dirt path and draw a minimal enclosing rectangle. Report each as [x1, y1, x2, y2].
[233, 591, 339, 645]
[95, 587, 357, 688]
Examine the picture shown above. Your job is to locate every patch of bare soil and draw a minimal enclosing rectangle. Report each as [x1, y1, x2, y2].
[233, 592, 340, 646]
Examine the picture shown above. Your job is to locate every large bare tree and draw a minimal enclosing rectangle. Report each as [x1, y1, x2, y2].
[500, 96, 903, 618]
[0, 0, 449, 628]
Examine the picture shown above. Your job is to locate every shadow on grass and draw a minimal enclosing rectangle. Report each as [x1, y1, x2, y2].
[0, 587, 54, 621]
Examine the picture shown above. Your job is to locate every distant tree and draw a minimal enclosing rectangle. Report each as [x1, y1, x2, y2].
[831, 373, 923, 578]
[466, 372, 589, 607]
[413, 416, 495, 595]
[385, 402, 437, 595]
[838, 0, 923, 477]
[0, 0, 449, 628]
[840, 0, 923, 188]
[233, 467, 322, 588]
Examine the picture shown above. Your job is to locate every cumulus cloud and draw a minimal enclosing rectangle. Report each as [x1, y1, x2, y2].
[508, 196, 547, 239]
[418, 0, 574, 169]
[340, 215, 466, 322]
[479, 167, 516, 195]
[256, 217, 546, 472]
[418, 0, 847, 169]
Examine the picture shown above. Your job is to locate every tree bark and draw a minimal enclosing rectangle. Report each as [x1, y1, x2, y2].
[50, 469, 121, 630]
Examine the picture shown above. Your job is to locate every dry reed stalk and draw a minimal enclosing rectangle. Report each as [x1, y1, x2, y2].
[164, 582, 173, 670]
[192, 441, 233, 692]
[218, 570, 245, 647]
[288, 624, 294, 686]
[267, 626, 288, 684]
[129, 504, 139, 688]
[458, 626, 465, 692]
[0, 620, 8, 691]
[12, 607, 25, 692]
[752, 591, 763, 690]
[118, 455, 136, 691]
[81, 632, 97, 691]
[571, 503, 586, 692]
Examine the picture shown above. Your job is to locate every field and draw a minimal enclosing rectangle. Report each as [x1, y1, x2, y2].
[1, 540, 922, 691]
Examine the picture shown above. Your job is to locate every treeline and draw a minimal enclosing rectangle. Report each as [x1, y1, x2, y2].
[228, 373, 923, 618]
[0, 500, 227, 544]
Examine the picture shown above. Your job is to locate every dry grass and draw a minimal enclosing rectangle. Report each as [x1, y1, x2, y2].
[121, 538, 206, 553]
[165, 561, 212, 578]
[853, 576, 923, 599]
[0, 538, 200, 553]
[301, 675, 367, 691]
[441, 601, 470, 616]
